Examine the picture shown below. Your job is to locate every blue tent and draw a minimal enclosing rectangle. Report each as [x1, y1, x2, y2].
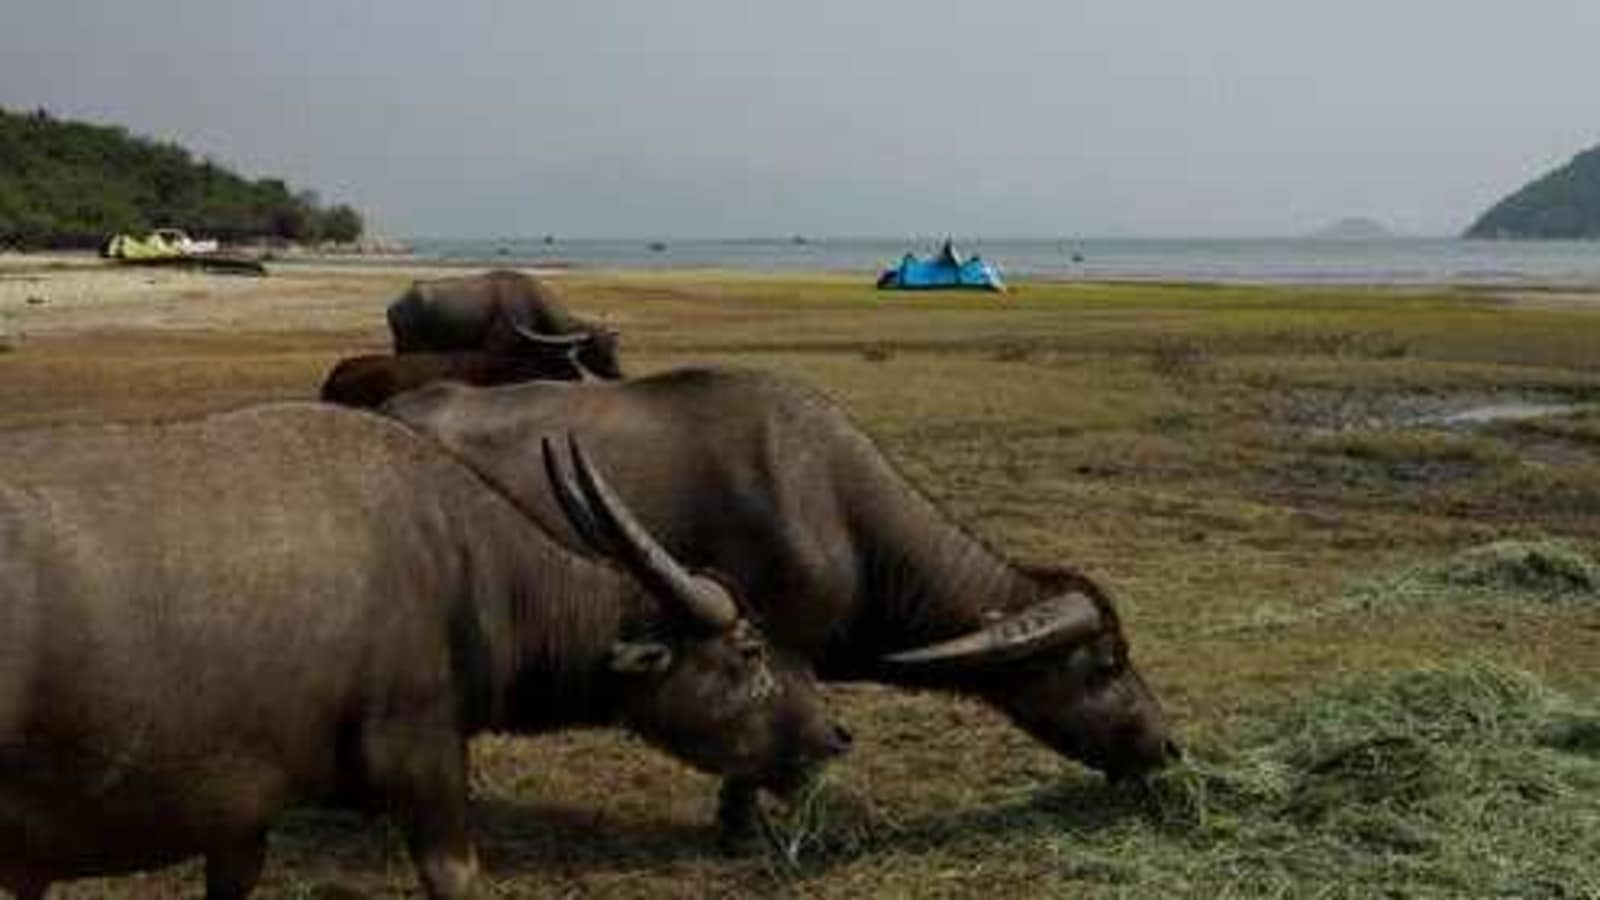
[876, 240, 1005, 292]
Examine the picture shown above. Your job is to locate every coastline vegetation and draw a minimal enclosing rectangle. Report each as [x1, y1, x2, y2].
[0, 106, 362, 250]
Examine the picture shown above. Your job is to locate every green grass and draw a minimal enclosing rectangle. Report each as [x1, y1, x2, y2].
[15, 272, 1600, 897]
[1506, 408, 1600, 447]
[1306, 428, 1513, 467]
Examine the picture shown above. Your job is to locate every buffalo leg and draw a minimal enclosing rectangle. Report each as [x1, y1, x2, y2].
[366, 727, 479, 900]
[717, 777, 764, 854]
[404, 813, 478, 900]
[205, 832, 267, 900]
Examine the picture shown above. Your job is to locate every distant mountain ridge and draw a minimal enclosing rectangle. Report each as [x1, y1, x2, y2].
[1466, 145, 1600, 239]
[0, 107, 362, 249]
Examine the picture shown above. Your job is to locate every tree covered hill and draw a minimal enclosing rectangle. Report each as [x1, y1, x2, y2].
[1465, 144, 1600, 239]
[0, 107, 362, 249]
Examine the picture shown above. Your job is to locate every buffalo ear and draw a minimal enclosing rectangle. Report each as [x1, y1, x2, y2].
[608, 641, 674, 674]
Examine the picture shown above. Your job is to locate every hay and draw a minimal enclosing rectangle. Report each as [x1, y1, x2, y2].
[781, 664, 1600, 896]
[1437, 539, 1600, 596]
[757, 774, 893, 869]
[1224, 539, 1600, 633]
[1343, 538, 1600, 615]
[1088, 664, 1600, 895]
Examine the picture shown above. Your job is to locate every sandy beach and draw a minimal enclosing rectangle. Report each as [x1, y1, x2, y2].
[0, 254, 481, 338]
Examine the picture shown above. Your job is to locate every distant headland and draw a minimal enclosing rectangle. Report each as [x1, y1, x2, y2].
[1466, 144, 1600, 239]
[0, 107, 365, 251]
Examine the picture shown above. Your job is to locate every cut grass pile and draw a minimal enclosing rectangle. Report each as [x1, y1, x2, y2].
[1349, 538, 1600, 613]
[1117, 664, 1600, 895]
[779, 665, 1600, 897]
[1229, 539, 1600, 633]
[1437, 539, 1600, 597]
[1216, 534, 1593, 634]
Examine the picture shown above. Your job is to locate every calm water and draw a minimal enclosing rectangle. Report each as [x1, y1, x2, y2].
[407, 237, 1600, 287]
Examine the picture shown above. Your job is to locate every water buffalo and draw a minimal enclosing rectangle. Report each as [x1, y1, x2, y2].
[319, 346, 595, 409]
[387, 270, 623, 378]
[0, 405, 848, 899]
[382, 368, 1181, 842]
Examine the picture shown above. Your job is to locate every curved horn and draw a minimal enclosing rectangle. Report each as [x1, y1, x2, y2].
[541, 436, 610, 556]
[568, 347, 602, 383]
[565, 435, 739, 630]
[884, 593, 1102, 666]
[511, 322, 590, 347]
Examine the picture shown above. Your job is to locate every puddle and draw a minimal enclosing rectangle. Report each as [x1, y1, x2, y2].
[1409, 401, 1595, 427]
[1278, 389, 1595, 431]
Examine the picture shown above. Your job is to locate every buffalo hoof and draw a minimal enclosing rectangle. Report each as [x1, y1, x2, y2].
[717, 821, 769, 858]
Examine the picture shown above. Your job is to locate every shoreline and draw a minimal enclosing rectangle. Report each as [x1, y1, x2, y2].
[6, 249, 1600, 295]
[4, 259, 1599, 348]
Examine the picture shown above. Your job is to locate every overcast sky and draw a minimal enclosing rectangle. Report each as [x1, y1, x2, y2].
[3, 1, 1595, 239]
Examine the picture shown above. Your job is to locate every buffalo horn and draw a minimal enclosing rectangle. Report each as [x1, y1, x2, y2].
[883, 593, 1102, 666]
[541, 437, 611, 557]
[569, 348, 601, 382]
[565, 434, 740, 630]
[511, 322, 591, 347]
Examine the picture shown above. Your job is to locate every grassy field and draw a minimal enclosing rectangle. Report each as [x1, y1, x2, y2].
[3, 265, 1599, 897]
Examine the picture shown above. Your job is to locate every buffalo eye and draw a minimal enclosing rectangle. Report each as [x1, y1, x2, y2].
[1087, 644, 1122, 682]
[730, 622, 766, 662]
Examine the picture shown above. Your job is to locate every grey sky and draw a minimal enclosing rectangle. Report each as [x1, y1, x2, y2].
[3, 1, 1594, 238]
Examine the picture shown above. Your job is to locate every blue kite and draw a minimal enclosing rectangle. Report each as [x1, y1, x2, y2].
[876, 240, 1006, 292]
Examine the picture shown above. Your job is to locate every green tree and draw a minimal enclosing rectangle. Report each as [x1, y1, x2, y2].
[0, 106, 368, 248]
[319, 204, 364, 243]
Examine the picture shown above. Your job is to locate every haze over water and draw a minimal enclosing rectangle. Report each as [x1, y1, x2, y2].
[413, 237, 1600, 286]
[4, 2, 1598, 240]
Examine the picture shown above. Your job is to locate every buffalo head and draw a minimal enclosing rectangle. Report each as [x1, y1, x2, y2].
[509, 325, 623, 380]
[577, 327, 623, 379]
[546, 437, 849, 794]
[885, 570, 1177, 781]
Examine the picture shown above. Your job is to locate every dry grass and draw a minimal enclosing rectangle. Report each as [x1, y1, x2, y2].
[4, 267, 1600, 896]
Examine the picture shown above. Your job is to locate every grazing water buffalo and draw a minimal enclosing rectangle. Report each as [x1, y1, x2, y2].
[383, 368, 1180, 841]
[387, 270, 623, 378]
[0, 405, 847, 899]
[320, 346, 596, 409]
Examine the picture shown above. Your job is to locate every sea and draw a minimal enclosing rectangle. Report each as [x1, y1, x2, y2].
[406, 237, 1600, 287]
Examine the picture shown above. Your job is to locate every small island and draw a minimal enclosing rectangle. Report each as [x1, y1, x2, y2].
[1310, 217, 1395, 240]
[1465, 144, 1600, 239]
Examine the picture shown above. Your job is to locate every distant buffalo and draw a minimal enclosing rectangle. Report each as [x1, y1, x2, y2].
[0, 405, 846, 899]
[320, 348, 593, 408]
[387, 269, 623, 379]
